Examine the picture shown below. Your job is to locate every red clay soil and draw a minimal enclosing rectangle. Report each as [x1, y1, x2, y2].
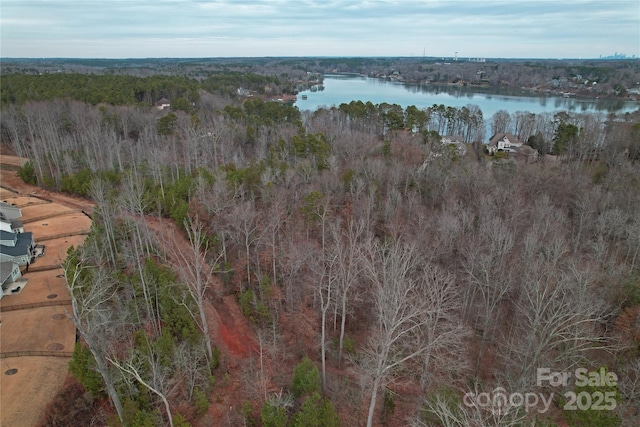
[209, 297, 257, 358]
[144, 216, 258, 363]
[145, 216, 261, 425]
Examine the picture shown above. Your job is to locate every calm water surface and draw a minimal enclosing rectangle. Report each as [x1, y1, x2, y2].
[295, 74, 640, 118]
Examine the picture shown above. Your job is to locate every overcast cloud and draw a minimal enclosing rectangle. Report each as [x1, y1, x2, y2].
[1, 0, 638, 58]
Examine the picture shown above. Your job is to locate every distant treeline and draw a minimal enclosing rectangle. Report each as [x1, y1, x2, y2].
[0, 72, 283, 106]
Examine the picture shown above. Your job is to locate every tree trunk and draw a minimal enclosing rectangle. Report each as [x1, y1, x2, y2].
[366, 375, 382, 427]
[91, 347, 124, 422]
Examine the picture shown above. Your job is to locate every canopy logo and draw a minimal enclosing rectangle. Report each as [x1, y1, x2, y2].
[463, 367, 618, 415]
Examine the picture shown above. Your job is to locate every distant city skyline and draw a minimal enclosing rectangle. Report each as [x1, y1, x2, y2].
[1, 0, 638, 59]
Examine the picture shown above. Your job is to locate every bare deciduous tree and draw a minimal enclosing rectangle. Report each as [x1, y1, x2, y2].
[89, 176, 118, 266]
[462, 215, 515, 376]
[108, 355, 176, 427]
[229, 198, 260, 289]
[312, 241, 337, 390]
[491, 110, 512, 136]
[173, 340, 209, 401]
[328, 216, 368, 367]
[161, 217, 221, 363]
[361, 239, 448, 427]
[504, 257, 610, 387]
[418, 267, 469, 391]
[412, 386, 532, 427]
[64, 250, 125, 423]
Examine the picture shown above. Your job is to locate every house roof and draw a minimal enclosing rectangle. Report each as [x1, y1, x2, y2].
[488, 132, 519, 146]
[0, 261, 19, 284]
[0, 232, 33, 258]
[0, 201, 20, 210]
[0, 230, 17, 245]
[0, 218, 23, 230]
[0, 202, 20, 212]
[0, 202, 22, 220]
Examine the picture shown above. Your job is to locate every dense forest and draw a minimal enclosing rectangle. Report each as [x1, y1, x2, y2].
[3, 56, 640, 100]
[1, 59, 640, 427]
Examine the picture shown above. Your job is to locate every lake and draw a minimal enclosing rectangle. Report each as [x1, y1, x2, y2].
[295, 74, 640, 119]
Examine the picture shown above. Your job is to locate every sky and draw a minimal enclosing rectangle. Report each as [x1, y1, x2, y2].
[1, 0, 639, 59]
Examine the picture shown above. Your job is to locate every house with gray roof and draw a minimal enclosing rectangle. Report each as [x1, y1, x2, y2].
[0, 261, 23, 298]
[0, 230, 35, 266]
[0, 202, 22, 221]
[0, 218, 24, 234]
[487, 133, 523, 154]
[0, 202, 24, 233]
[156, 98, 171, 110]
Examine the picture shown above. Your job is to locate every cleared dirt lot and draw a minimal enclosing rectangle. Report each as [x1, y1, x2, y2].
[29, 212, 91, 241]
[0, 189, 20, 200]
[33, 235, 88, 270]
[0, 357, 71, 427]
[0, 269, 68, 307]
[2, 195, 49, 208]
[0, 305, 75, 353]
[20, 202, 78, 220]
